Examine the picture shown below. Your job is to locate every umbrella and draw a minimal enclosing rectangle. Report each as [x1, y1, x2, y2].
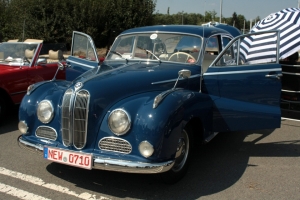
[239, 31, 279, 64]
[248, 8, 300, 60]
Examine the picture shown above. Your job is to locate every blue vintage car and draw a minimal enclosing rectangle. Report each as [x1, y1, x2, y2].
[17, 25, 282, 183]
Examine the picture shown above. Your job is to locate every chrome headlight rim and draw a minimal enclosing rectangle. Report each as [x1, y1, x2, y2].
[108, 108, 131, 136]
[37, 100, 54, 124]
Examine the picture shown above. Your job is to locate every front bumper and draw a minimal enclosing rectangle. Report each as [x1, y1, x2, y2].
[18, 135, 174, 174]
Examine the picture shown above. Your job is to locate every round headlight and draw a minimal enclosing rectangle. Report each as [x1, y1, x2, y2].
[108, 109, 131, 135]
[37, 100, 54, 123]
[139, 141, 154, 158]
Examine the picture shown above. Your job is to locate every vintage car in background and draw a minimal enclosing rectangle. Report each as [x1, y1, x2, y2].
[17, 26, 282, 183]
[280, 58, 300, 119]
[0, 39, 67, 121]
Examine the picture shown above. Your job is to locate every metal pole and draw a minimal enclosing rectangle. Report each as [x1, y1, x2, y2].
[220, 0, 223, 23]
[22, 20, 25, 42]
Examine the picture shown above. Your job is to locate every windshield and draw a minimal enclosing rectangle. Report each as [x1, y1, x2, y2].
[0, 42, 39, 65]
[106, 33, 203, 64]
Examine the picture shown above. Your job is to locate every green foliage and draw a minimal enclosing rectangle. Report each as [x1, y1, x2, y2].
[0, 0, 156, 48]
[0, 0, 258, 48]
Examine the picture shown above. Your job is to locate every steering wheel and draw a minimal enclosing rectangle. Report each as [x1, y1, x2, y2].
[168, 52, 196, 63]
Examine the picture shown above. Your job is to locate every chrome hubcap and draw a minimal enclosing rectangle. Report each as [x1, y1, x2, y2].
[173, 129, 189, 172]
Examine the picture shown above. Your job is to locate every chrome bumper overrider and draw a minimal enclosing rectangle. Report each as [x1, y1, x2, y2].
[18, 136, 174, 174]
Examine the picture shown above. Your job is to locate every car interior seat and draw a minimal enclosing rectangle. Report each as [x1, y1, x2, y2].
[48, 50, 63, 63]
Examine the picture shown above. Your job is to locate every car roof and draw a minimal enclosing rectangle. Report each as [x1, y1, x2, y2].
[120, 25, 232, 38]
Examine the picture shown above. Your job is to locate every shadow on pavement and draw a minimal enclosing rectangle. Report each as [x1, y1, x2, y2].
[45, 129, 300, 199]
[0, 105, 19, 134]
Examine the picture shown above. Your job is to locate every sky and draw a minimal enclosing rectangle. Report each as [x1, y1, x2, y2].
[155, 0, 300, 21]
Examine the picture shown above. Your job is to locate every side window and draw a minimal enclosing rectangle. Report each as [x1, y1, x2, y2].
[221, 36, 231, 49]
[205, 36, 219, 55]
[202, 36, 220, 73]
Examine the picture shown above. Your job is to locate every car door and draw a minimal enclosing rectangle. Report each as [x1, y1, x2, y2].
[203, 31, 282, 132]
[66, 31, 99, 81]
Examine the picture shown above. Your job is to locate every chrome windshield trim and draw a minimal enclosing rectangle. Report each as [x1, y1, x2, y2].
[152, 74, 200, 85]
[17, 136, 174, 174]
[204, 68, 282, 76]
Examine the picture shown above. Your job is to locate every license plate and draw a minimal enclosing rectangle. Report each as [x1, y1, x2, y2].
[43, 147, 92, 170]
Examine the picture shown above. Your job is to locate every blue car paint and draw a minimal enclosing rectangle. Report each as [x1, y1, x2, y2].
[208, 63, 282, 132]
[17, 26, 282, 176]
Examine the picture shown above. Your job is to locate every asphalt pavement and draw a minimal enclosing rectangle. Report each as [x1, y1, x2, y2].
[0, 108, 299, 200]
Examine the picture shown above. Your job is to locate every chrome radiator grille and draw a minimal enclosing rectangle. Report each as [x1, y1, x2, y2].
[36, 126, 57, 140]
[61, 88, 90, 149]
[99, 137, 132, 154]
[61, 89, 73, 146]
[73, 90, 89, 149]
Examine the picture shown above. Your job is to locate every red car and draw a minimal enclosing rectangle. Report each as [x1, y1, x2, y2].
[0, 39, 66, 121]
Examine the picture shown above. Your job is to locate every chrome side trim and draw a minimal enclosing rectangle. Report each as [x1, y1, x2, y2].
[152, 74, 200, 85]
[18, 136, 174, 174]
[282, 89, 300, 93]
[204, 68, 282, 76]
[10, 90, 27, 95]
[66, 59, 96, 69]
[282, 72, 300, 76]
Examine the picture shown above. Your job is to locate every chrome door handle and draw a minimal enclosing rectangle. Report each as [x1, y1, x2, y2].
[265, 74, 282, 79]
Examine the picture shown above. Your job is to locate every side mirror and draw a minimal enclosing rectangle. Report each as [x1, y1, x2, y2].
[58, 62, 64, 70]
[178, 69, 191, 79]
[173, 69, 191, 90]
[37, 58, 47, 65]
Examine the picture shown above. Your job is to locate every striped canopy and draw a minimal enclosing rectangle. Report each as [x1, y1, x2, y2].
[249, 8, 300, 60]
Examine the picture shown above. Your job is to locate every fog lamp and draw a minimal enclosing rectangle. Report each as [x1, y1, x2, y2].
[139, 141, 154, 158]
[18, 121, 28, 134]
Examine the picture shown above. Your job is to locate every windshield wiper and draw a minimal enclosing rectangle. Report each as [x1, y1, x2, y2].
[137, 46, 161, 62]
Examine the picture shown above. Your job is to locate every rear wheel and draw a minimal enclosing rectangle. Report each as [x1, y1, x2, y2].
[160, 126, 193, 184]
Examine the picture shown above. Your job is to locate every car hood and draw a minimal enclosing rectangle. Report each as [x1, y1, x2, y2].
[71, 62, 199, 105]
[66, 61, 200, 138]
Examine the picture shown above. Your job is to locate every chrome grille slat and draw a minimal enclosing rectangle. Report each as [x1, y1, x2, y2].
[61, 89, 73, 146]
[99, 137, 132, 154]
[73, 90, 90, 149]
[36, 126, 57, 140]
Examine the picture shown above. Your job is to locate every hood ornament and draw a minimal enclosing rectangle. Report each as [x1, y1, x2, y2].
[74, 82, 83, 91]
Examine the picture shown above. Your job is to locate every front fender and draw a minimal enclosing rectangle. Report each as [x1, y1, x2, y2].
[19, 80, 71, 137]
[96, 89, 213, 162]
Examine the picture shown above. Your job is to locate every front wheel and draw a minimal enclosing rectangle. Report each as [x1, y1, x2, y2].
[160, 126, 193, 184]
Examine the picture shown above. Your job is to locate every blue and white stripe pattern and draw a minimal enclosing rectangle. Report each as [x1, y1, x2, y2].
[240, 32, 278, 64]
[248, 8, 300, 60]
